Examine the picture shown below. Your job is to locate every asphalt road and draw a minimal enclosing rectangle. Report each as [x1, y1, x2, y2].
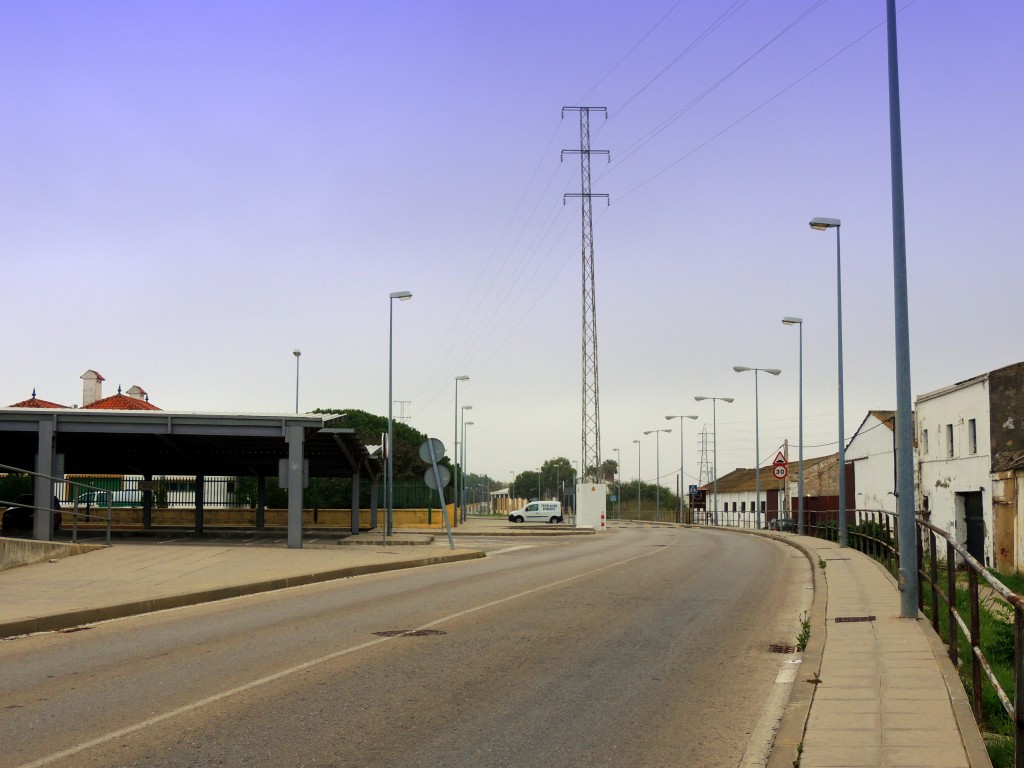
[0, 526, 811, 768]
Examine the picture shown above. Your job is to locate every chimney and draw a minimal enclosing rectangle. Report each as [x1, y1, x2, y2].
[81, 370, 104, 406]
[127, 385, 148, 401]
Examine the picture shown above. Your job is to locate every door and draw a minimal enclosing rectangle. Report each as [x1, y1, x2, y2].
[962, 491, 985, 564]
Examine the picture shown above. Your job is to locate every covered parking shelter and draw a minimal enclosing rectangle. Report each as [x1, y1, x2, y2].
[0, 408, 382, 548]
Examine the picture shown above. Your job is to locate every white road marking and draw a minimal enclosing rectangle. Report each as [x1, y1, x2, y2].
[737, 657, 802, 767]
[487, 544, 536, 555]
[16, 542, 669, 768]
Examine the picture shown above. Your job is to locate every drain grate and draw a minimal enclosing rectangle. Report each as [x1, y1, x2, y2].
[373, 629, 447, 638]
[834, 615, 876, 623]
[769, 644, 797, 654]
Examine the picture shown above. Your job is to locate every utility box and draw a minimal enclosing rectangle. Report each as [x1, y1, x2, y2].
[575, 482, 608, 532]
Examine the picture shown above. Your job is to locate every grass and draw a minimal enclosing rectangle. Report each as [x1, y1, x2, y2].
[796, 611, 811, 652]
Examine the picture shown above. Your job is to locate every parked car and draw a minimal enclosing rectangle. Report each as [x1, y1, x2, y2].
[1, 494, 62, 533]
[765, 517, 796, 532]
[508, 501, 563, 524]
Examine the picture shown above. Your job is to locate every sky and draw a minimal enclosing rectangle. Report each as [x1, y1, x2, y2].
[3, 0, 1022, 492]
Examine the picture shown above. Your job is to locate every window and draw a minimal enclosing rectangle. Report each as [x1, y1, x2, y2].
[740, 502, 746, 512]
[946, 424, 954, 458]
[922, 429, 929, 454]
[968, 419, 978, 455]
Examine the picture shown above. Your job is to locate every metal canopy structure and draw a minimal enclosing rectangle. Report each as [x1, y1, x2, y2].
[0, 409, 383, 547]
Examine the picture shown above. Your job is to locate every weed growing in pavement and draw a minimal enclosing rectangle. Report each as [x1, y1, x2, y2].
[817, 557, 827, 570]
[796, 611, 811, 651]
[792, 740, 803, 767]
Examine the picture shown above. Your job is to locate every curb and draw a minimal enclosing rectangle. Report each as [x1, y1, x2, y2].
[0, 550, 484, 640]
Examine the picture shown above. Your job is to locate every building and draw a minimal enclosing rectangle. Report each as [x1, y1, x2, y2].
[914, 361, 1024, 571]
[845, 410, 898, 514]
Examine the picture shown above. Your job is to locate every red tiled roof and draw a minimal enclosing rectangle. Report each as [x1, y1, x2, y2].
[8, 396, 68, 409]
[83, 393, 161, 411]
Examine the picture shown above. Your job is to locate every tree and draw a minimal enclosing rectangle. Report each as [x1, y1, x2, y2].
[597, 459, 618, 483]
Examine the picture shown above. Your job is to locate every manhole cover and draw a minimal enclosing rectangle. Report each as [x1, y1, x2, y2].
[769, 644, 797, 654]
[834, 616, 876, 623]
[373, 629, 447, 638]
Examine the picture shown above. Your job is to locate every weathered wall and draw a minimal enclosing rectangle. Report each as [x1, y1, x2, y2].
[845, 414, 898, 513]
[989, 362, 1024, 464]
[0, 537, 105, 571]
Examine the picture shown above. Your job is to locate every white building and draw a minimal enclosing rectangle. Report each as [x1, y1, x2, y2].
[915, 373, 994, 567]
[845, 410, 898, 514]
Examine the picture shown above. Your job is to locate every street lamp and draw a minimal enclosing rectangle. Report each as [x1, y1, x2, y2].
[694, 396, 734, 525]
[612, 447, 621, 520]
[461, 420, 474, 522]
[733, 366, 781, 530]
[630, 438, 638, 524]
[810, 216, 847, 548]
[292, 349, 301, 414]
[454, 375, 469, 529]
[387, 290, 413, 537]
[460, 405, 473, 522]
[643, 429, 672, 521]
[782, 317, 805, 535]
[666, 415, 697, 523]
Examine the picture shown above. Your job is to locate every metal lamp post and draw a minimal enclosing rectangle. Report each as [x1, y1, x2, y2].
[459, 405, 473, 521]
[292, 349, 301, 414]
[643, 429, 671, 521]
[612, 447, 621, 520]
[782, 317, 805, 534]
[632, 440, 641, 520]
[733, 366, 781, 530]
[387, 290, 412, 537]
[810, 216, 847, 548]
[461, 420, 474, 521]
[666, 415, 698, 523]
[694, 396, 734, 525]
[453, 375, 469, 528]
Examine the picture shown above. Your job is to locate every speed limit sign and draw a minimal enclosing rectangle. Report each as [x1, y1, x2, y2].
[773, 464, 788, 479]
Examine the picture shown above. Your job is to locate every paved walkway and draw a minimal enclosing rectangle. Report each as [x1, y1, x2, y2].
[771, 534, 991, 768]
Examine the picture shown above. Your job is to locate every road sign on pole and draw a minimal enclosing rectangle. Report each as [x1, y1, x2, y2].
[773, 450, 787, 466]
[773, 464, 788, 479]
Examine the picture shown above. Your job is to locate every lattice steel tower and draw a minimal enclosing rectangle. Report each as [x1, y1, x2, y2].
[562, 106, 608, 480]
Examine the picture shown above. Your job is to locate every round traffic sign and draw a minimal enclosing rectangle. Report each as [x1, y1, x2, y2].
[418, 438, 446, 464]
[773, 464, 788, 479]
[424, 465, 452, 490]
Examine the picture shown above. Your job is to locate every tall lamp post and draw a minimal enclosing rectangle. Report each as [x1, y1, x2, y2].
[733, 366, 781, 530]
[694, 396, 734, 525]
[612, 447, 621, 520]
[292, 349, 301, 414]
[387, 291, 413, 537]
[810, 216, 847, 548]
[632, 440, 641, 520]
[643, 429, 672, 522]
[459, 405, 473, 522]
[666, 415, 698, 523]
[453, 375, 469, 528]
[782, 317, 805, 534]
[461, 420, 474, 521]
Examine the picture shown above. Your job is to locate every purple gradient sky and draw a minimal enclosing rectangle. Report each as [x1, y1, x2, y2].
[3, 1, 1022, 490]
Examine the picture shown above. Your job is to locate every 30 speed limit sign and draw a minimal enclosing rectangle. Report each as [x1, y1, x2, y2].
[773, 464, 788, 479]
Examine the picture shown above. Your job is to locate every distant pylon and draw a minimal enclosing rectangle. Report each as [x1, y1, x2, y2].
[562, 106, 609, 481]
[698, 425, 713, 489]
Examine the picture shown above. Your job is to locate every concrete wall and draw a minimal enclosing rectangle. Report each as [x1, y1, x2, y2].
[1, 537, 105, 571]
[71, 506, 457, 530]
[916, 377, 993, 565]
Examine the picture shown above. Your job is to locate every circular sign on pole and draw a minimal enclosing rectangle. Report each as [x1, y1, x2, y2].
[773, 464, 788, 479]
[418, 438, 446, 464]
[424, 465, 451, 490]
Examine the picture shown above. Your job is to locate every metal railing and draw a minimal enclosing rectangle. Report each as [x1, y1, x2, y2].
[1, 463, 113, 545]
[803, 507, 1023, 766]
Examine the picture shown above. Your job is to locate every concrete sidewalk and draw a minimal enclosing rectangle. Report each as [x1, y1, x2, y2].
[0, 535, 483, 638]
[768, 533, 991, 768]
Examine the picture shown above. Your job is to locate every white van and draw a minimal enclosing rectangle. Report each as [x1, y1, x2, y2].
[508, 501, 563, 524]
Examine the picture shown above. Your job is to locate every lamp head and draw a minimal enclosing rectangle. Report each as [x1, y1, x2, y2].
[733, 365, 750, 373]
[809, 217, 841, 230]
[781, 316, 803, 325]
[465, 421, 474, 427]
[390, 290, 413, 300]
[694, 396, 707, 402]
[633, 439, 641, 444]
[766, 368, 782, 376]
[643, 430, 653, 435]
[293, 349, 301, 357]
[723, 397, 734, 404]
[462, 405, 473, 411]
